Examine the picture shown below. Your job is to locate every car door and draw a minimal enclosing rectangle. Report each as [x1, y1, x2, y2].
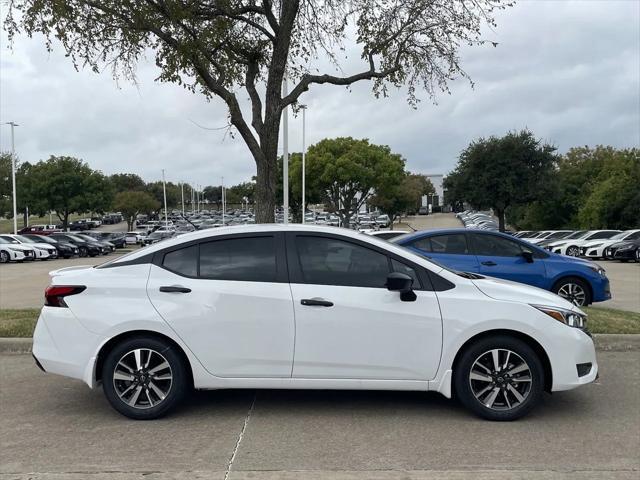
[146, 233, 295, 378]
[405, 233, 479, 273]
[287, 232, 443, 381]
[471, 233, 547, 288]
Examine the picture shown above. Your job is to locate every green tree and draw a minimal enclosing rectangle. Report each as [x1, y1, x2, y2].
[6, 1, 509, 223]
[146, 181, 180, 208]
[305, 137, 406, 227]
[370, 173, 434, 228]
[110, 173, 146, 193]
[0, 152, 15, 218]
[113, 191, 161, 230]
[21, 156, 113, 229]
[448, 130, 558, 231]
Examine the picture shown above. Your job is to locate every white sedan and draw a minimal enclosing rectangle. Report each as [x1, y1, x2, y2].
[33, 225, 598, 421]
[581, 229, 640, 259]
[0, 234, 58, 260]
[0, 237, 36, 262]
[546, 230, 621, 256]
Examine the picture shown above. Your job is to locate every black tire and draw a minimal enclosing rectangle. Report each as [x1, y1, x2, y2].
[454, 335, 544, 421]
[0, 251, 9, 263]
[552, 276, 592, 306]
[79, 247, 88, 258]
[102, 336, 187, 420]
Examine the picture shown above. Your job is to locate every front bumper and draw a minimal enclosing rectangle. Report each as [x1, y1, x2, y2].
[550, 328, 599, 391]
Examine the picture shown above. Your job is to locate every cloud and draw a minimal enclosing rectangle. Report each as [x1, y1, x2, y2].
[1, 0, 638, 187]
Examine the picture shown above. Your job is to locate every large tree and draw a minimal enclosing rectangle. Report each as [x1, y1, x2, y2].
[113, 191, 161, 230]
[110, 173, 147, 193]
[370, 173, 434, 228]
[20, 156, 113, 229]
[5, 0, 510, 223]
[305, 137, 405, 227]
[447, 130, 557, 231]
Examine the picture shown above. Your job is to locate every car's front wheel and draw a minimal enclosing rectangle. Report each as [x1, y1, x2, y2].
[553, 277, 591, 306]
[102, 337, 188, 420]
[454, 336, 544, 421]
[0, 251, 9, 263]
[78, 247, 88, 258]
[566, 245, 580, 257]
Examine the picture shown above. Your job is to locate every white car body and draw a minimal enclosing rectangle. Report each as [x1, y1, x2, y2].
[546, 230, 622, 256]
[0, 240, 36, 262]
[3, 234, 58, 260]
[581, 230, 640, 259]
[125, 231, 146, 245]
[33, 224, 597, 420]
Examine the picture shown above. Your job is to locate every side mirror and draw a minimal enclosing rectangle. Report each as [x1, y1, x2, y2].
[386, 272, 417, 302]
[521, 250, 534, 263]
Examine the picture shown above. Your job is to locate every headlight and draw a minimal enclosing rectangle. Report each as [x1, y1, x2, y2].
[35, 246, 49, 252]
[587, 264, 606, 276]
[532, 305, 587, 329]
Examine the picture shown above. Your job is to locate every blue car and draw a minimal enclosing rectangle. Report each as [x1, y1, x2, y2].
[393, 229, 611, 307]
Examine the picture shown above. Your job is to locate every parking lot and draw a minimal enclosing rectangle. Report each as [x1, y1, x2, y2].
[1, 216, 638, 312]
[1, 350, 638, 479]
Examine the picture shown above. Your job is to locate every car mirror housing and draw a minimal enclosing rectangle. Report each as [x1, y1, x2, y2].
[386, 272, 417, 301]
[521, 251, 534, 263]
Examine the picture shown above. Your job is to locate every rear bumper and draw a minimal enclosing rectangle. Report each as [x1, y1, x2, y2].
[32, 307, 101, 388]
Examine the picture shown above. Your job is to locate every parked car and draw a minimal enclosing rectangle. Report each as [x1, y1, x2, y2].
[580, 229, 640, 259]
[74, 233, 114, 253]
[0, 236, 36, 262]
[611, 239, 640, 262]
[82, 231, 126, 249]
[33, 224, 597, 421]
[125, 231, 146, 245]
[143, 230, 174, 245]
[393, 229, 610, 307]
[374, 214, 391, 228]
[24, 234, 79, 259]
[49, 233, 103, 257]
[520, 231, 573, 245]
[418, 206, 429, 215]
[17, 224, 61, 235]
[0, 234, 57, 260]
[545, 230, 621, 257]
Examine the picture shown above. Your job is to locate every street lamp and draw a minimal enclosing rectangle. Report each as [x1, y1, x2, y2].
[299, 104, 307, 224]
[282, 76, 289, 224]
[3, 122, 19, 234]
[161, 169, 168, 227]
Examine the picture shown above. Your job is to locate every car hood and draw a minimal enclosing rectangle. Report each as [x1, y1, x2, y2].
[471, 275, 578, 311]
[582, 239, 617, 248]
[31, 242, 57, 250]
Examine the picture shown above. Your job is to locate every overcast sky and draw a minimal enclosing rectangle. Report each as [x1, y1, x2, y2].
[1, 0, 639, 187]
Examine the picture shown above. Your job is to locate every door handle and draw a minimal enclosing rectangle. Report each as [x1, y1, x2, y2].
[159, 285, 192, 293]
[301, 298, 334, 307]
[481, 261, 497, 266]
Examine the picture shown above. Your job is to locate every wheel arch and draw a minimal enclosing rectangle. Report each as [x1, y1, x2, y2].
[451, 329, 553, 392]
[95, 330, 194, 388]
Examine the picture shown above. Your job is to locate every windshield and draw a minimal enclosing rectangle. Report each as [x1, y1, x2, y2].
[0, 236, 20, 244]
[548, 231, 571, 239]
[31, 235, 56, 244]
[64, 234, 86, 242]
[611, 231, 633, 240]
[565, 230, 588, 239]
[14, 235, 34, 243]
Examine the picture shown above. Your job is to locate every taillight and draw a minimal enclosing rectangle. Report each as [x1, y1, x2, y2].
[44, 285, 86, 307]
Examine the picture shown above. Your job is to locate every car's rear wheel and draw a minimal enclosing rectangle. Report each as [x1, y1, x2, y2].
[553, 277, 591, 306]
[454, 336, 544, 421]
[102, 337, 187, 420]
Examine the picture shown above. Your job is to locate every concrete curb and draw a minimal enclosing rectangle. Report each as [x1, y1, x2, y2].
[1, 334, 639, 355]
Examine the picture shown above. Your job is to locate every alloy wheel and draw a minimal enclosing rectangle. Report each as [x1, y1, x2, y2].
[469, 348, 532, 411]
[557, 282, 587, 306]
[113, 348, 173, 409]
[566, 246, 580, 257]
[0, 251, 9, 263]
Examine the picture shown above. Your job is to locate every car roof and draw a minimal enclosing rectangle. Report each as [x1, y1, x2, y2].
[393, 228, 525, 244]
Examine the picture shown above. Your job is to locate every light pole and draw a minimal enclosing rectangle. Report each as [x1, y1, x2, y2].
[181, 182, 185, 216]
[282, 76, 289, 224]
[221, 177, 225, 224]
[161, 169, 168, 227]
[300, 104, 307, 224]
[3, 122, 19, 234]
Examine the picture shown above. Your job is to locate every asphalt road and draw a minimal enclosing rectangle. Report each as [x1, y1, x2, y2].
[0, 351, 638, 479]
